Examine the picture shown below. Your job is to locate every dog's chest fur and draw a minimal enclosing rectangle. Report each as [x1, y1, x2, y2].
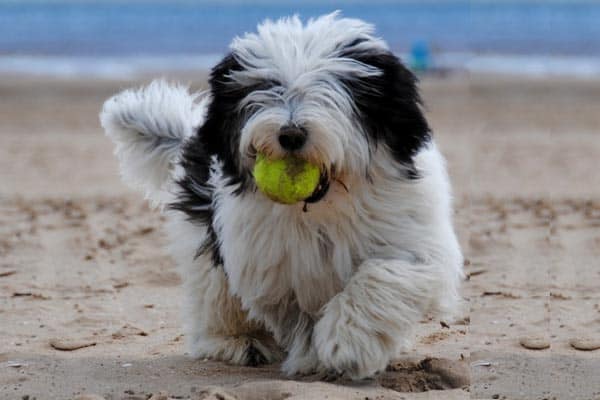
[213, 182, 359, 315]
[211, 159, 425, 316]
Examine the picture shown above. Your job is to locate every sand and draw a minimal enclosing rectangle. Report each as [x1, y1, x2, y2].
[1, 73, 600, 400]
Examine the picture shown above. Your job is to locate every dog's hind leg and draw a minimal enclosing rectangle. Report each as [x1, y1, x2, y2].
[167, 213, 282, 366]
[249, 300, 321, 376]
[182, 259, 281, 366]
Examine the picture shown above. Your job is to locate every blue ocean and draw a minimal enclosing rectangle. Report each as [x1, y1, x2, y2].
[1, 1, 600, 78]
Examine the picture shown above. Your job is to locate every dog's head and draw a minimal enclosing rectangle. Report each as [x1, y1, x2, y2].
[194, 12, 430, 201]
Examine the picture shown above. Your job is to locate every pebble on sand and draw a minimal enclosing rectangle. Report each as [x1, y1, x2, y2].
[519, 336, 550, 350]
[7, 361, 23, 368]
[147, 391, 170, 400]
[569, 338, 600, 351]
[49, 338, 97, 351]
[73, 395, 105, 400]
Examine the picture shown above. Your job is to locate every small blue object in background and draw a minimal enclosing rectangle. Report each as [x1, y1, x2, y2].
[409, 40, 431, 72]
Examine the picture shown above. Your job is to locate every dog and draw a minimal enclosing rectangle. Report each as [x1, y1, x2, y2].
[100, 12, 463, 380]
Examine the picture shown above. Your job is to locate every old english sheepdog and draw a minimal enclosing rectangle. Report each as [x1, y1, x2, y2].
[100, 12, 463, 380]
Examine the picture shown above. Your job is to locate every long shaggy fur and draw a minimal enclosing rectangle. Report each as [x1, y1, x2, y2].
[100, 79, 210, 205]
[101, 12, 463, 380]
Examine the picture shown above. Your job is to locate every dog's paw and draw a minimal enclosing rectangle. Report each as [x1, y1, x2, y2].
[189, 334, 283, 367]
[313, 296, 391, 380]
[281, 343, 321, 376]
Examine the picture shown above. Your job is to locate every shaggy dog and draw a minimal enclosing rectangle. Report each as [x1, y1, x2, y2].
[100, 12, 463, 380]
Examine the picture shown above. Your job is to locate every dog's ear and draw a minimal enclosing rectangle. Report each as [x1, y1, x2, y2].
[341, 48, 431, 177]
[100, 79, 209, 206]
[203, 53, 247, 159]
[184, 53, 254, 188]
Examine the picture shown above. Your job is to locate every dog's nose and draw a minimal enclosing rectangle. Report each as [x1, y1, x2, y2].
[278, 125, 307, 151]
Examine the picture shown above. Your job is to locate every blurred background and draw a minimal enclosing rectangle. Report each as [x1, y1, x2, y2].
[1, 0, 600, 78]
[2, 2, 600, 400]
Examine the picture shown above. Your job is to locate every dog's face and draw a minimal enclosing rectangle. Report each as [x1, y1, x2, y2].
[196, 13, 430, 200]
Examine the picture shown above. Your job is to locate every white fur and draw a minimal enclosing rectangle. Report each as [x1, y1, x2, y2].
[100, 79, 209, 205]
[101, 13, 463, 380]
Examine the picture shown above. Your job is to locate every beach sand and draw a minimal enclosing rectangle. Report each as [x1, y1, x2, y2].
[1, 73, 599, 399]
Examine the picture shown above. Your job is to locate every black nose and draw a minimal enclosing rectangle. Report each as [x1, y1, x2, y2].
[278, 125, 307, 151]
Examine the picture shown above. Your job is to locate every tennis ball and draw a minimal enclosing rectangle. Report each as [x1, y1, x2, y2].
[253, 153, 320, 204]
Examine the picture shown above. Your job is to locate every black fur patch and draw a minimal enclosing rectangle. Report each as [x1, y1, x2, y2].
[201, 55, 250, 187]
[170, 54, 245, 266]
[340, 47, 431, 177]
[170, 151, 223, 266]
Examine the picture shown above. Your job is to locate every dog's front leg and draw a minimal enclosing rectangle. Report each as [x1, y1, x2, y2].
[313, 258, 447, 380]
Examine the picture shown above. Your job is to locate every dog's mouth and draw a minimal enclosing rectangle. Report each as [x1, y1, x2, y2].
[304, 170, 330, 204]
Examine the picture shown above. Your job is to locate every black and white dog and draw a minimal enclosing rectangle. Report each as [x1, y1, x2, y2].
[101, 12, 463, 380]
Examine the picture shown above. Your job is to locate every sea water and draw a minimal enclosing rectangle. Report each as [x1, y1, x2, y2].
[1, 0, 599, 78]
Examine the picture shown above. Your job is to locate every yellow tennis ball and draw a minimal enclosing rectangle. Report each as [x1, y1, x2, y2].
[253, 153, 320, 204]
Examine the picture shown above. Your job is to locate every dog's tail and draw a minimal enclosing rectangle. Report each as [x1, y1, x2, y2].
[100, 80, 210, 206]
